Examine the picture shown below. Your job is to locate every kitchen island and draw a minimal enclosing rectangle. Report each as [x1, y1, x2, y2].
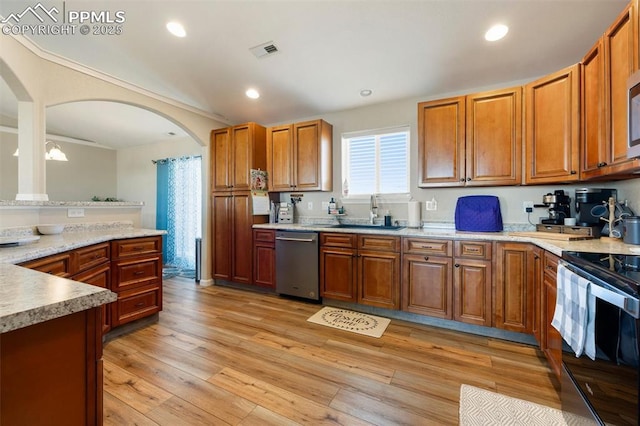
[0, 222, 165, 425]
[0, 264, 117, 426]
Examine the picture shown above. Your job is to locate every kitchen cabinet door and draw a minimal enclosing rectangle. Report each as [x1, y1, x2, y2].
[418, 96, 466, 187]
[211, 128, 232, 191]
[581, 39, 607, 176]
[495, 242, 539, 333]
[582, 4, 640, 178]
[212, 193, 233, 281]
[358, 249, 400, 310]
[267, 124, 295, 191]
[453, 258, 492, 326]
[542, 251, 562, 380]
[604, 4, 640, 172]
[525, 64, 580, 184]
[253, 230, 275, 288]
[231, 192, 253, 284]
[74, 263, 112, 334]
[465, 87, 522, 186]
[211, 123, 267, 192]
[267, 120, 333, 192]
[293, 120, 333, 191]
[402, 253, 453, 319]
[320, 246, 357, 302]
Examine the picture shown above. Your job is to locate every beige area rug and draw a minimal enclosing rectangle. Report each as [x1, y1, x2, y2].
[307, 307, 391, 338]
[459, 385, 590, 425]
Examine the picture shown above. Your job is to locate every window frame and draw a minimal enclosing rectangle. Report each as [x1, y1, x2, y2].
[341, 125, 410, 201]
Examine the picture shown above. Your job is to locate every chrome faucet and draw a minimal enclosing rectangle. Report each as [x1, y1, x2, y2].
[369, 194, 378, 224]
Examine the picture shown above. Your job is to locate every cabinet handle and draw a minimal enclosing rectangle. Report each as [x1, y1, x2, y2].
[424, 256, 430, 261]
[597, 162, 607, 168]
[420, 245, 434, 249]
[134, 302, 145, 307]
[466, 248, 480, 252]
[133, 246, 145, 251]
[570, 170, 577, 175]
[134, 270, 145, 276]
[466, 177, 471, 181]
[454, 264, 460, 268]
[459, 178, 465, 182]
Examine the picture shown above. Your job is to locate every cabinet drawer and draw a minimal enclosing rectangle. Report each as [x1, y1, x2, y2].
[544, 251, 560, 278]
[112, 255, 162, 291]
[20, 253, 73, 277]
[358, 235, 400, 252]
[75, 243, 110, 273]
[254, 229, 275, 244]
[403, 238, 452, 256]
[454, 241, 492, 260]
[320, 232, 357, 248]
[113, 285, 161, 326]
[111, 236, 162, 259]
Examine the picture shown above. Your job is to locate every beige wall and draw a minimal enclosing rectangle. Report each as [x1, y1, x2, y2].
[117, 137, 204, 229]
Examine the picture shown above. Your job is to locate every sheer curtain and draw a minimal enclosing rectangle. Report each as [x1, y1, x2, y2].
[156, 156, 202, 277]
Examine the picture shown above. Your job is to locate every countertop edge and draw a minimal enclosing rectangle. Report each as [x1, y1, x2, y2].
[253, 223, 639, 257]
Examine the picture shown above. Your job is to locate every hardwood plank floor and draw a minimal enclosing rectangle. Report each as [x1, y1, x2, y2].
[103, 277, 560, 425]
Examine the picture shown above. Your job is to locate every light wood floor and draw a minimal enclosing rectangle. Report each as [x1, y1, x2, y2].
[103, 277, 561, 425]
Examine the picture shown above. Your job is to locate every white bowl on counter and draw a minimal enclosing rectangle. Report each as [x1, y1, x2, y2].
[37, 224, 65, 235]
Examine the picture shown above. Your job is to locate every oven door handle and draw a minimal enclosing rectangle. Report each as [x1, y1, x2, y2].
[590, 284, 631, 312]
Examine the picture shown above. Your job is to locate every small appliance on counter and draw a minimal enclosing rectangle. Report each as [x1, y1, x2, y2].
[541, 190, 571, 225]
[277, 202, 294, 223]
[575, 188, 617, 226]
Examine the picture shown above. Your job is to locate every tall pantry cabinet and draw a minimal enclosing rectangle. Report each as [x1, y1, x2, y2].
[211, 123, 268, 285]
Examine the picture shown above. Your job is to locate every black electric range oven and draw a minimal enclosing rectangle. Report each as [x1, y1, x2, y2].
[560, 251, 640, 425]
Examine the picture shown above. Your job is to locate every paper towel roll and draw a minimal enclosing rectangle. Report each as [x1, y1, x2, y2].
[408, 201, 421, 228]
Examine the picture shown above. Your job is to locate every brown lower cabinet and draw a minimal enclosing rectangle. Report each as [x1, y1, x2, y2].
[20, 236, 163, 333]
[253, 229, 276, 288]
[453, 240, 493, 326]
[402, 238, 492, 326]
[0, 307, 103, 426]
[110, 236, 163, 327]
[320, 233, 400, 309]
[495, 242, 541, 333]
[542, 251, 563, 379]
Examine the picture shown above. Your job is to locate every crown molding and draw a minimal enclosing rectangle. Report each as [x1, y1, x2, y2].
[2, 30, 230, 124]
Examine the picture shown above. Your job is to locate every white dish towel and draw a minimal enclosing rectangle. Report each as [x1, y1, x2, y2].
[551, 263, 596, 359]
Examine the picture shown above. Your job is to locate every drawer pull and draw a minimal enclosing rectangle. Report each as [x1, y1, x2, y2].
[420, 245, 435, 249]
[134, 302, 145, 307]
[133, 246, 145, 251]
[467, 248, 480, 252]
[424, 256, 430, 261]
[133, 270, 146, 276]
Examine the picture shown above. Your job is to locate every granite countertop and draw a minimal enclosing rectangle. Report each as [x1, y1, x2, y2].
[0, 263, 117, 333]
[0, 222, 166, 333]
[253, 223, 640, 257]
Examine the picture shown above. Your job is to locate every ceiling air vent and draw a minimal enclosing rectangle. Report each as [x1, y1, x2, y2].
[250, 41, 279, 59]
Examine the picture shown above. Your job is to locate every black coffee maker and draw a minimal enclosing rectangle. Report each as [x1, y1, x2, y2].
[541, 190, 571, 224]
[575, 188, 617, 226]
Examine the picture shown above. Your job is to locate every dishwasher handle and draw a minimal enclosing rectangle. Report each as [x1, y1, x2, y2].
[275, 236, 316, 243]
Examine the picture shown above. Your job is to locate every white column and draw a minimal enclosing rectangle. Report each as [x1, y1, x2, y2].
[15, 100, 48, 201]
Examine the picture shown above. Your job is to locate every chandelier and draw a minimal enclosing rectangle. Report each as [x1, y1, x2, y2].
[13, 140, 69, 161]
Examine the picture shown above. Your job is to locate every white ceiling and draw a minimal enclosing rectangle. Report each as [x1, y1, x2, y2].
[0, 0, 631, 149]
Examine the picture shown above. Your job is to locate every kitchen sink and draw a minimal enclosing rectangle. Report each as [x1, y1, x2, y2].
[314, 224, 405, 231]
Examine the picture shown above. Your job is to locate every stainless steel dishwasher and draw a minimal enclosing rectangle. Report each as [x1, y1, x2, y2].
[275, 230, 320, 300]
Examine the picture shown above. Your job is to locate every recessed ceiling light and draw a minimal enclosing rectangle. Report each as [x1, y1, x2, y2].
[360, 89, 373, 97]
[166, 21, 186, 38]
[485, 24, 508, 41]
[246, 88, 260, 99]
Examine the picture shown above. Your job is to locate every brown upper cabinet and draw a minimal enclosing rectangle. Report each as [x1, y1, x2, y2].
[417, 87, 522, 187]
[267, 119, 333, 192]
[524, 64, 581, 184]
[581, 2, 640, 179]
[211, 123, 267, 192]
